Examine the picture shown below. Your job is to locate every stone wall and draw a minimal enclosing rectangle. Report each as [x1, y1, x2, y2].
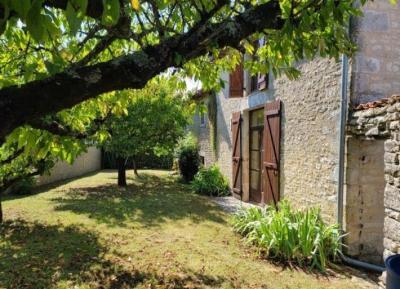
[193, 57, 342, 222]
[191, 105, 215, 166]
[351, 0, 400, 105]
[345, 137, 385, 264]
[348, 99, 400, 261]
[277, 58, 342, 222]
[37, 147, 102, 186]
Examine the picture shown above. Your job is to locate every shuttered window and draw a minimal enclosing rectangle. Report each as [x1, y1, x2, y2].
[262, 100, 281, 206]
[231, 111, 242, 196]
[229, 62, 244, 98]
[250, 37, 269, 93]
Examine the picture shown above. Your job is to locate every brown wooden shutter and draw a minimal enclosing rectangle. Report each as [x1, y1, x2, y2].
[231, 111, 242, 196]
[263, 100, 281, 206]
[229, 63, 244, 97]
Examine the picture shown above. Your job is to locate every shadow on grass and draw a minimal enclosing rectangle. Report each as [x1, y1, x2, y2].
[252, 249, 380, 284]
[2, 170, 101, 202]
[51, 173, 226, 227]
[0, 219, 228, 289]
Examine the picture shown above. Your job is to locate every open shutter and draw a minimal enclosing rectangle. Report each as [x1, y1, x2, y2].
[231, 111, 242, 196]
[263, 100, 281, 206]
[229, 63, 244, 97]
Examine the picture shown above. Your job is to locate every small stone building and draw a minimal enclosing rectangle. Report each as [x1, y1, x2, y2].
[191, 0, 400, 266]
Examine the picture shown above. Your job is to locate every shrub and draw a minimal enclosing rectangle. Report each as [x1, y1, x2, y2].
[10, 177, 37, 195]
[175, 133, 200, 182]
[192, 165, 230, 197]
[232, 201, 343, 271]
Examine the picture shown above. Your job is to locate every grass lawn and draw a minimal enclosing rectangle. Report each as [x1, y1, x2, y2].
[0, 170, 378, 289]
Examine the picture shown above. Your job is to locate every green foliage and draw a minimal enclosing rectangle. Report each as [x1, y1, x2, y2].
[103, 151, 173, 170]
[206, 92, 218, 156]
[102, 76, 191, 161]
[232, 201, 343, 271]
[175, 133, 200, 183]
[0, 0, 366, 90]
[10, 176, 37, 195]
[192, 165, 230, 197]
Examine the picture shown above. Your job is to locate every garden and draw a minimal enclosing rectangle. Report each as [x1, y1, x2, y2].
[0, 170, 378, 289]
[0, 0, 387, 288]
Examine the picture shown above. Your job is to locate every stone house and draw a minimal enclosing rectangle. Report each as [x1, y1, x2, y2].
[191, 0, 400, 267]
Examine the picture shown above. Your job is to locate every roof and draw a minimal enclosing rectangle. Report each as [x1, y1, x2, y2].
[354, 95, 400, 110]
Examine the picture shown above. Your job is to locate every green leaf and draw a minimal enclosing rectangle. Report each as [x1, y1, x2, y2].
[10, 0, 31, 19]
[26, 0, 47, 42]
[101, 0, 120, 27]
[66, 2, 81, 35]
[66, 0, 88, 35]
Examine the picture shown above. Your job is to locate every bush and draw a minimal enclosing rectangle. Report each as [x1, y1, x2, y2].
[192, 165, 230, 197]
[231, 201, 343, 271]
[175, 133, 200, 182]
[10, 177, 36, 195]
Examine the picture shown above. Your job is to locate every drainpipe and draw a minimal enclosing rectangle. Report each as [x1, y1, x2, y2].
[337, 54, 385, 273]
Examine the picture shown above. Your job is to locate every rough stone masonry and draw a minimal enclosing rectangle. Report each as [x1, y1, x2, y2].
[349, 95, 400, 260]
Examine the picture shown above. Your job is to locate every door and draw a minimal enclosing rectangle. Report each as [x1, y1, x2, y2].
[249, 109, 264, 203]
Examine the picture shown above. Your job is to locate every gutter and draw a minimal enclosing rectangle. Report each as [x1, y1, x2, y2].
[337, 54, 385, 273]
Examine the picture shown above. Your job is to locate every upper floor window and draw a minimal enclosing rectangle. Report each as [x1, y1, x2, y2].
[250, 38, 269, 93]
[229, 61, 244, 98]
[229, 37, 269, 98]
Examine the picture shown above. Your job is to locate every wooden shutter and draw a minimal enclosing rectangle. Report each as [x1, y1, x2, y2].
[231, 111, 242, 196]
[229, 63, 244, 97]
[263, 100, 281, 206]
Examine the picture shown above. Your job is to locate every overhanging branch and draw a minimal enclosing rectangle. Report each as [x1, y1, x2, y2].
[0, 1, 283, 143]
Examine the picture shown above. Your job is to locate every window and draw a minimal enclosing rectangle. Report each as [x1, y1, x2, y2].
[250, 38, 269, 93]
[229, 61, 244, 97]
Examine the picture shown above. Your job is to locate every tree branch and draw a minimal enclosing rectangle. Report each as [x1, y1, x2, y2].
[0, 2, 283, 143]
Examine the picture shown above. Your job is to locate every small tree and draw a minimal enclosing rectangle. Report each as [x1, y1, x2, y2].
[175, 133, 201, 183]
[102, 78, 190, 186]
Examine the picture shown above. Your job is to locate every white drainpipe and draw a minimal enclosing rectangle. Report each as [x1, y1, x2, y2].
[337, 53, 385, 273]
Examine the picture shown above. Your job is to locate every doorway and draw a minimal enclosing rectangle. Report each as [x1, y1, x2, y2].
[249, 109, 264, 203]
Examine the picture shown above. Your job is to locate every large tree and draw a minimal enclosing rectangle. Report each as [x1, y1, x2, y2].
[102, 76, 190, 186]
[0, 0, 361, 143]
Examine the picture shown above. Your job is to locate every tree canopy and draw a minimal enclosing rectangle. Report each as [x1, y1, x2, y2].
[0, 0, 363, 143]
[102, 77, 191, 185]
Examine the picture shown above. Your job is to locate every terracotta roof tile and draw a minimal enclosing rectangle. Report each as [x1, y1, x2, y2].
[354, 95, 400, 110]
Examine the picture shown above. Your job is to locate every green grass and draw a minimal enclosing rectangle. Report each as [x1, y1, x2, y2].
[0, 170, 377, 289]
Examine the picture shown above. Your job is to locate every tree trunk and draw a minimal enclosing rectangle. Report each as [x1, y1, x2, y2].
[0, 193, 3, 224]
[117, 157, 127, 187]
[132, 159, 139, 177]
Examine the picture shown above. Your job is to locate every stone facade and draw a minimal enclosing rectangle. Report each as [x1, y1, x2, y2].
[348, 98, 400, 261]
[352, 0, 400, 104]
[192, 57, 342, 223]
[345, 137, 385, 263]
[190, 0, 400, 267]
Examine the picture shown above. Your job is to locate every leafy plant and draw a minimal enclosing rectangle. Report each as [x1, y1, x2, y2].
[10, 177, 37, 195]
[175, 133, 200, 182]
[232, 201, 343, 271]
[192, 165, 230, 197]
